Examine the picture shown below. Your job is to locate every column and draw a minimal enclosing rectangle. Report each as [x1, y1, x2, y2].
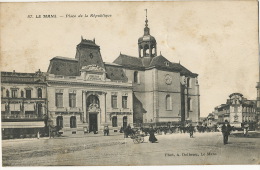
[99, 92, 106, 127]
[82, 90, 87, 123]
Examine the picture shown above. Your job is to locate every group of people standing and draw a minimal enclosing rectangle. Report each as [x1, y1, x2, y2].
[106, 121, 238, 145]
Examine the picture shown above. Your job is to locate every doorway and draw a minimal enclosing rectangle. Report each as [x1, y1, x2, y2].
[123, 116, 127, 129]
[89, 113, 98, 132]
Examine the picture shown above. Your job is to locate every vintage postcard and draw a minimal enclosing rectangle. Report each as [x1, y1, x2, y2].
[0, 1, 259, 166]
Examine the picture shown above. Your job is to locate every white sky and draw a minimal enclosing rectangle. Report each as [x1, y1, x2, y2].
[0, 1, 259, 117]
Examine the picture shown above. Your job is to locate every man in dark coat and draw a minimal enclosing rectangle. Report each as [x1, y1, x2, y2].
[148, 126, 158, 143]
[222, 121, 232, 144]
[188, 124, 194, 138]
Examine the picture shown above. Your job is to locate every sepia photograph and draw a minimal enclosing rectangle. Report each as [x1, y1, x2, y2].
[0, 1, 259, 166]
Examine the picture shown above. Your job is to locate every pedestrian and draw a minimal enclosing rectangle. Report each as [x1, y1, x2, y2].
[148, 126, 158, 143]
[124, 124, 131, 138]
[104, 125, 109, 136]
[37, 131, 40, 139]
[243, 122, 249, 137]
[222, 120, 232, 144]
[188, 123, 194, 138]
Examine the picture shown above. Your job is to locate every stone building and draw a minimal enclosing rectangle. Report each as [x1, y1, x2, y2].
[113, 14, 200, 124]
[1, 13, 200, 137]
[46, 39, 133, 135]
[214, 93, 257, 128]
[45, 14, 200, 135]
[1, 70, 48, 139]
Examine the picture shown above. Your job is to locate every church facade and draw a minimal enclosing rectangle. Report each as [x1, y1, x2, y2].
[113, 15, 200, 125]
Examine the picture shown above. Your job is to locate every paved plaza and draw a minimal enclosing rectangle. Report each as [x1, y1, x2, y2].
[2, 131, 259, 166]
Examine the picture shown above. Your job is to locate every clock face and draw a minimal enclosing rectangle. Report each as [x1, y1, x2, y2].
[165, 74, 172, 85]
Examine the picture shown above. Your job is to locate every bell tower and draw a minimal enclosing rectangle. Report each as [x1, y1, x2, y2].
[138, 9, 157, 59]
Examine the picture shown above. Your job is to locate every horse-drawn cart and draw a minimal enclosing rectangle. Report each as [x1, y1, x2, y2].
[130, 133, 145, 144]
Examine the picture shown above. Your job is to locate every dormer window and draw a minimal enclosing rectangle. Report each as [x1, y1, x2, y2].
[165, 61, 169, 66]
[134, 71, 140, 84]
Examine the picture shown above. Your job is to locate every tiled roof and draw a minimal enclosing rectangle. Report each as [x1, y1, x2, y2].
[113, 54, 198, 77]
[105, 64, 128, 82]
[47, 56, 79, 76]
[113, 54, 145, 70]
[77, 39, 100, 47]
[177, 63, 198, 77]
[149, 55, 182, 72]
[51, 56, 78, 62]
[1, 71, 46, 84]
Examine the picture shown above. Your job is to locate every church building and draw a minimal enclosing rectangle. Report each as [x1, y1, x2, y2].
[113, 14, 200, 125]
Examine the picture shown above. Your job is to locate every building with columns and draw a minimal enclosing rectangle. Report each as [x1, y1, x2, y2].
[46, 39, 133, 135]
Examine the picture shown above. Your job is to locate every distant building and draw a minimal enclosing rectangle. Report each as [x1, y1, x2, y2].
[213, 93, 257, 128]
[1, 70, 48, 139]
[205, 112, 218, 127]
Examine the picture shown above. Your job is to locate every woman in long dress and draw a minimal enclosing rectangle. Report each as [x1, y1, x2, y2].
[148, 126, 158, 143]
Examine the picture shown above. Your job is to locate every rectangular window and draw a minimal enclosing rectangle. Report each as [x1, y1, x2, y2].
[56, 93, 63, 107]
[112, 116, 118, 127]
[69, 93, 76, 108]
[25, 111, 35, 118]
[11, 111, 19, 118]
[111, 95, 117, 108]
[11, 90, 18, 98]
[26, 90, 31, 98]
[122, 96, 128, 108]
[188, 98, 192, 111]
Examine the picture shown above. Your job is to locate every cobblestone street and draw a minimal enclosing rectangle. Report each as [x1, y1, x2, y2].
[2, 131, 259, 166]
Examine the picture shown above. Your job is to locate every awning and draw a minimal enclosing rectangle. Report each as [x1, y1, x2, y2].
[1, 104, 5, 111]
[24, 103, 35, 111]
[1, 121, 45, 128]
[10, 104, 20, 111]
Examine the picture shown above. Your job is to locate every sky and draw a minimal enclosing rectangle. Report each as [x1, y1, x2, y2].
[0, 1, 259, 117]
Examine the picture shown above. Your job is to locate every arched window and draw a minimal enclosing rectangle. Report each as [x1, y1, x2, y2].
[86, 95, 99, 107]
[21, 90, 24, 98]
[56, 116, 63, 128]
[188, 98, 192, 111]
[6, 89, 9, 98]
[134, 71, 139, 83]
[38, 88, 42, 98]
[1, 88, 3, 97]
[70, 116, 76, 128]
[112, 116, 117, 127]
[166, 94, 172, 110]
[187, 78, 190, 87]
[37, 103, 42, 116]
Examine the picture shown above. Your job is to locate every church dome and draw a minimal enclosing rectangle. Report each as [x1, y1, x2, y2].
[138, 35, 156, 43]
